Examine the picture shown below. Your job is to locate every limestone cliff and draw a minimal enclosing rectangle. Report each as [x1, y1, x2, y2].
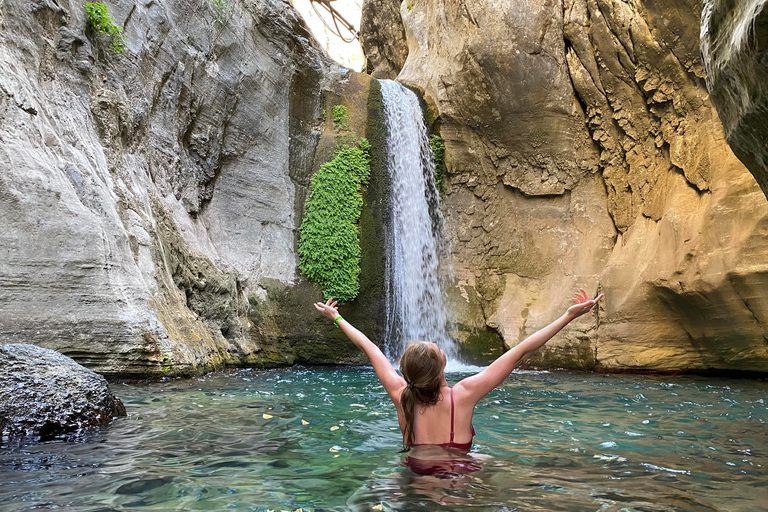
[0, 0, 372, 376]
[364, 0, 768, 372]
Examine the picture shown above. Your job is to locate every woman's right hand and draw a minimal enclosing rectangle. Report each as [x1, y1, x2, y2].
[314, 298, 339, 320]
[566, 289, 603, 320]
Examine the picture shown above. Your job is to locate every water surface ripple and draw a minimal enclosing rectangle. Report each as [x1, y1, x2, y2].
[1, 368, 766, 511]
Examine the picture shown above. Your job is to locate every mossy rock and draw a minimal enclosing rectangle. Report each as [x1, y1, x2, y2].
[249, 278, 368, 365]
[455, 326, 506, 366]
[402, 83, 438, 131]
[249, 73, 388, 365]
[289, 335, 364, 364]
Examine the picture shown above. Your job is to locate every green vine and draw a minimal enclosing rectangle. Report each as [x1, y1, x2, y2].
[84, 2, 126, 55]
[332, 104, 348, 130]
[298, 139, 371, 302]
[430, 134, 447, 195]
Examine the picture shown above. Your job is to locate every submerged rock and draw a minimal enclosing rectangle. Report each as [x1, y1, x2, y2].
[0, 344, 126, 443]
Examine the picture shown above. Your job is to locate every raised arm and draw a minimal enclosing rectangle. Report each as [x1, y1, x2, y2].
[314, 298, 405, 402]
[455, 289, 603, 405]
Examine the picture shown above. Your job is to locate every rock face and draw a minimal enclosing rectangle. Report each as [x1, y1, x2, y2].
[0, 344, 126, 443]
[701, 0, 768, 199]
[366, 0, 768, 371]
[360, 0, 408, 78]
[0, 0, 373, 376]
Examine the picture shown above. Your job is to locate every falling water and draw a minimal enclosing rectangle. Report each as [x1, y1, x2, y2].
[379, 79, 456, 363]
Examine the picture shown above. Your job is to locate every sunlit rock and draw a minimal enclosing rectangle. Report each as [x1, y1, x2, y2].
[362, 0, 768, 371]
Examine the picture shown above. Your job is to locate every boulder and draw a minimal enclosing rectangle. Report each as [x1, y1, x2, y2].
[0, 344, 126, 443]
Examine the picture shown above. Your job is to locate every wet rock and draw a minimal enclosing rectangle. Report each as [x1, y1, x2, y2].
[0, 344, 126, 443]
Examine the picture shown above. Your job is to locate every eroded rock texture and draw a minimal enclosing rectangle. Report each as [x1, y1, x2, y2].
[701, 0, 768, 199]
[0, 0, 367, 376]
[371, 0, 768, 371]
[360, 0, 409, 78]
[0, 344, 126, 443]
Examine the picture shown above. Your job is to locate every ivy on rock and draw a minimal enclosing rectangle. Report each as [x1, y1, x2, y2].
[85, 2, 126, 54]
[430, 134, 446, 195]
[298, 139, 371, 302]
[332, 105, 349, 130]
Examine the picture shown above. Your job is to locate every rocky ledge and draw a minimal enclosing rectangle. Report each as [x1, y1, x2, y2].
[0, 344, 126, 444]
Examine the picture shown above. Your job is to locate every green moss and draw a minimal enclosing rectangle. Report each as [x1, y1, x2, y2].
[365, 80, 387, 185]
[298, 140, 371, 302]
[336, 77, 390, 344]
[407, 2, 415, 11]
[429, 134, 447, 195]
[85, 2, 126, 54]
[335, 134, 358, 151]
[358, 137, 371, 163]
[456, 327, 506, 366]
[332, 104, 349, 130]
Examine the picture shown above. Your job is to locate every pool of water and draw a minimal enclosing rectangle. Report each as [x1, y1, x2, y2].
[1, 367, 766, 511]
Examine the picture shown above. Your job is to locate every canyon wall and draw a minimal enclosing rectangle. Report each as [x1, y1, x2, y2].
[363, 0, 768, 371]
[0, 0, 374, 376]
[3, 0, 767, 375]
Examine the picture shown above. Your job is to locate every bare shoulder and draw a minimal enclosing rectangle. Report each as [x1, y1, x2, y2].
[451, 382, 473, 404]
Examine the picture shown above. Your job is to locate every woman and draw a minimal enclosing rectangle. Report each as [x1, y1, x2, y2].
[314, 289, 603, 474]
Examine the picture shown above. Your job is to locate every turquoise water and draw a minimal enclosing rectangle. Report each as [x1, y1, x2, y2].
[1, 367, 766, 511]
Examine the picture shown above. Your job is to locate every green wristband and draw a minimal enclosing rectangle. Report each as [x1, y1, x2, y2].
[333, 315, 343, 327]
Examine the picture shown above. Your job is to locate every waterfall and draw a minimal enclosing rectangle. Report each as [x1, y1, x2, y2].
[379, 79, 456, 363]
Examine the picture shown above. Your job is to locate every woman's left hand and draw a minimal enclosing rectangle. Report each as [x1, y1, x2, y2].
[565, 289, 603, 319]
[314, 298, 339, 320]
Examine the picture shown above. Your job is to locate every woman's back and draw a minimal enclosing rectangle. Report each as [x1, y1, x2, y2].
[399, 386, 474, 448]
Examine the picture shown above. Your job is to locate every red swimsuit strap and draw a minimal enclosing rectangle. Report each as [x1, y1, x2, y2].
[449, 387, 455, 443]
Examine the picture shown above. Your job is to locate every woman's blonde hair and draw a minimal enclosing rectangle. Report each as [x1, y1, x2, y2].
[398, 341, 445, 450]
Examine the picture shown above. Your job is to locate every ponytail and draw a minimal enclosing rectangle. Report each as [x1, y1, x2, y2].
[399, 342, 444, 451]
[400, 384, 417, 450]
